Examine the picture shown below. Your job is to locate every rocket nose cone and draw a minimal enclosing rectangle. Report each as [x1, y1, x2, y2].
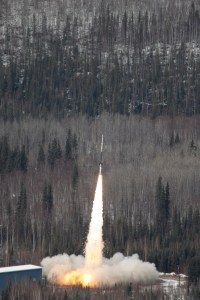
[101, 135, 104, 152]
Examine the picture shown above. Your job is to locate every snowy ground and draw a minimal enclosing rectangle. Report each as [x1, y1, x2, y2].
[158, 273, 188, 300]
[159, 272, 188, 283]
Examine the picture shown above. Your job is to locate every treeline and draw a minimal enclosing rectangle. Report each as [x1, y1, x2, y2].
[0, 130, 78, 173]
[0, 1, 200, 118]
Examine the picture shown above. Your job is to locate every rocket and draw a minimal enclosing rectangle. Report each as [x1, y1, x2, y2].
[99, 135, 103, 174]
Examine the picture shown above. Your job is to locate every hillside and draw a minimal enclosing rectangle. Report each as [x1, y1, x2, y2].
[0, 0, 200, 118]
[0, 1, 200, 299]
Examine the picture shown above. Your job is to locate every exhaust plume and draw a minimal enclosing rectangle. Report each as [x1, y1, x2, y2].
[41, 169, 159, 287]
[85, 174, 103, 267]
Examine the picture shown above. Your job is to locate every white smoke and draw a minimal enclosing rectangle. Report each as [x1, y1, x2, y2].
[41, 252, 159, 286]
[41, 172, 159, 286]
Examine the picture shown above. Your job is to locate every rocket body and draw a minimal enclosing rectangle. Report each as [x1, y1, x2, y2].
[99, 135, 103, 174]
[101, 135, 103, 153]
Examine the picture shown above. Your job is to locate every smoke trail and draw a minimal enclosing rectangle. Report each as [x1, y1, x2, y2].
[41, 171, 159, 287]
[85, 174, 103, 267]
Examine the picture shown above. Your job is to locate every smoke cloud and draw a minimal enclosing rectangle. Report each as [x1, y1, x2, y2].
[41, 173, 159, 287]
[41, 252, 159, 286]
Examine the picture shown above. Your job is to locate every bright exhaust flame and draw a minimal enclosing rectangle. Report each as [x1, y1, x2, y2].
[59, 271, 93, 287]
[85, 174, 103, 268]
[41, 169, 159, 287]
[83, 273, 92, 286]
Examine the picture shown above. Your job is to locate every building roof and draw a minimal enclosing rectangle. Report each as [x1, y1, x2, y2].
[0, 264, 42, 273]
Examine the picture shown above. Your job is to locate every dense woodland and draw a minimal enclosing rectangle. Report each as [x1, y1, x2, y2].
[0, 0, 200, 299]
[0, 0, 200, 118]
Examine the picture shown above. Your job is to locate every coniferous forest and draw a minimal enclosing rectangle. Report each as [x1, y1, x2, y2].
[0, 0, 200, 299]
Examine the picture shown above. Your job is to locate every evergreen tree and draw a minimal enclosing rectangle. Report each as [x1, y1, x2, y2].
[172, 206, 182, 239]
[10, 146, 21, 171]
[0, 135, 9, 173]
[56, 139, 62, 160]
[52, 138, 62, 160]
[175, 133, 180, 144]
[72, 163, 79, 189]
[155, 177, 163, 225]
[190, 139, 195, 149]
[20, 145, 28, 172]
[42, 183, 53, 214]
[65, 129, 72, 160]
[155, 177, 169, 236]
[47, 138, 62, 168]
[165, 182, 170, 223]
[72, 133, 78, 160]
[193, 208, 200, 234]
[16, 182, 28, 242]
[190, 139, 197, 152]
[17, 182, 27, 213]
[37, 144, 45, 165]
[47, 143, 55, 169]
[169, 133, 174, 147]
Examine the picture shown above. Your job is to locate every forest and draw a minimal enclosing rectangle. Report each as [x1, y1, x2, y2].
[0, 0, 200, 299]
[0, 0, 200, 118]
